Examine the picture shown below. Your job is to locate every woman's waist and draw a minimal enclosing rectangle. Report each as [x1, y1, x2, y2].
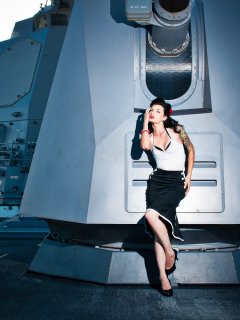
[155, 163, 185, 172]
[154, 156, 185, 169]
[153, 168, 184, 174]
[148, 168, 185, 182]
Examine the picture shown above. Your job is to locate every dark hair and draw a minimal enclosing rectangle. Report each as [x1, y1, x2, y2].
[148, 98, 181, 133]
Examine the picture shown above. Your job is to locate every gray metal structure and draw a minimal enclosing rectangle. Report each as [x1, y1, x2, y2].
[30, 234, 240, 285]
[0, 214, 49, 238]
[1, 0, 240, 284]
[0, 1, 72, 208]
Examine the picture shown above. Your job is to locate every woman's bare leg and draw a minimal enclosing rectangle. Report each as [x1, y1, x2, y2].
[154, 235, 171, 290]
[145, 209, 175, 269]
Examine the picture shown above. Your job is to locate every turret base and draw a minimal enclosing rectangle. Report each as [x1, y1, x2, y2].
[29, 234, 240, 285]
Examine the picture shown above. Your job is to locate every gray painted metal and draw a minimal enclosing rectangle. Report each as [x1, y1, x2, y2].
[45, 218, 240, 247]
[0, 206, 19, 219]
[0, 28, 48, 121]
[20, 0, 96, 223]
[12, 0, 240, 283]
[0, 214, 49, 239]
[11, 18, 33, 39]
[30, 237, 113, 284]
[146, 31, 192, 99]
[125, 0, 152, 21]
[0, 16, 67, 206]
[232, 251, 240, 284]
[28, 27, 67, 119]
[20, 0, 132, 223]
[0, 38, 42, 107]
[135, 0, 210, 112]
[172, 252, 239, 284]
[29, 237, 240, 284]
[128, 0, 192, 54]
[19, 0, 240, 228]
[33, 4, 72, 32]
[151, 21, 190, 52]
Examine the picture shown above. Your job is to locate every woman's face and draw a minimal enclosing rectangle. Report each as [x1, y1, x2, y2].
[149, 104, 167, 124]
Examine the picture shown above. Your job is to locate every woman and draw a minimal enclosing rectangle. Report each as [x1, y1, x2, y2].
[140, 98, 195, 297]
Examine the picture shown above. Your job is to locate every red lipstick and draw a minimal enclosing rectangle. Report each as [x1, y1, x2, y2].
[149, 115, 154, 119]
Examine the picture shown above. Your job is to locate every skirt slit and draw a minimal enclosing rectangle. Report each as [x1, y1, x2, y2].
[145, 168, 186, 241]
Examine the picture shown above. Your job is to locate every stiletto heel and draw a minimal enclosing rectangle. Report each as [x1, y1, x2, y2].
[165, 249, 178, 276]
[175, 249, 178, 260]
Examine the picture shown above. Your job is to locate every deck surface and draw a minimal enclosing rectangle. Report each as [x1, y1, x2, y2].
[0, 239, 240, 320]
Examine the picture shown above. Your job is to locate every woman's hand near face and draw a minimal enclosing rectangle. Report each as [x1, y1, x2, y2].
[140, 108, 152, 150]
[143, 108, 151, 128]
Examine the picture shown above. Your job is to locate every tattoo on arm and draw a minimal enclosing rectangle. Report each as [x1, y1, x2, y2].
[179, 126, 195, 156]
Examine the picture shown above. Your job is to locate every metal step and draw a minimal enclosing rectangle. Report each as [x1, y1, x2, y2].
[29, 234, 240, 285]
[0, 214, 49, 239]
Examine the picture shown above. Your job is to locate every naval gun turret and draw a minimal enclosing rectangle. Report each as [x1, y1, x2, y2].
[1, 0, 240, 284]
[127, 0, 192, 56]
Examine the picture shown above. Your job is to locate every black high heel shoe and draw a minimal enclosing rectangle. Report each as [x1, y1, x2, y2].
[165, 249, 178, 276]
[159, 278, 173, 297]
[160, 286, 173, 297]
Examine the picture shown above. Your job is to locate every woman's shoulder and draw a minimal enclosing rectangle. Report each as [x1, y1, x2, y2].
[167, 126, 183, 142]
[175, 124, 184, 133]
[167, 125, 183, 135]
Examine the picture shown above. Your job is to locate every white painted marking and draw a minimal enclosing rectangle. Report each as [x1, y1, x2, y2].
[0, 253, 10, 258]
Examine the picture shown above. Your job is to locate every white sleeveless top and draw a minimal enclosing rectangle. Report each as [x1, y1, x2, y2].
[151, 128, 185, 171]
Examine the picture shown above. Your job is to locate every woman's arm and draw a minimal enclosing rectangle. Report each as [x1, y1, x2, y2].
[178, 126, 195, 195]
[140, 108, 152, 150]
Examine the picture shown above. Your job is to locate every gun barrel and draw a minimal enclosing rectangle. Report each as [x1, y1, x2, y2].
[151, 0, 192, 54]
[159, 0, 190, 13]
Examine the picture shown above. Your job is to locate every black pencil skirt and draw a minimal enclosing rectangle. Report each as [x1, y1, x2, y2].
[145, 168, 186, 241]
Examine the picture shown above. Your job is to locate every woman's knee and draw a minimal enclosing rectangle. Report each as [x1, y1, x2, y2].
[145, 210, 159, 225]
